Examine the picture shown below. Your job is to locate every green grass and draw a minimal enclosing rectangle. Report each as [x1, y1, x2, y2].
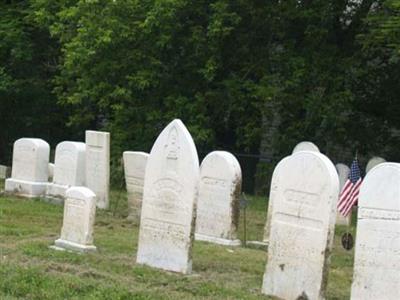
[0, 189, 355, 299]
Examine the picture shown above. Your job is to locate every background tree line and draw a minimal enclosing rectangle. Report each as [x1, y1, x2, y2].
[1, 0, 399, 192]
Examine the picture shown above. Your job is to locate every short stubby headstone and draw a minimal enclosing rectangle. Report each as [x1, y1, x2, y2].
[123, 151, 149, 223]
[0, 165, 11, 179]
[365, 156, 386, 174]
[335, 163, 351, 226]
[136, 119, 199, 274]
[52, 187, 97, 253]
[46, 142, 86, 200]
[292, 141, 320, 154]
[262, 151, 339, 300]
[85, 131, 110, 209]
[350, 163, 400, 300]
[195, 151, 241, 246]
[5, 138, 50, 197]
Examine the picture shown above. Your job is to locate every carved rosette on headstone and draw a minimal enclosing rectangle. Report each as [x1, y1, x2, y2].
[123, 151, 149, 223]
[351, 163, 400, 300]
[136, 119, 199, 274]
[335, 163, 351, 226]
[262, 151, 339, 300]
[85, 131, 110, 209]
[195, 151, 242, 246]
[5, 138, 50, 197]
[46, 141, 86, 201]
[52, 187, 97, 253]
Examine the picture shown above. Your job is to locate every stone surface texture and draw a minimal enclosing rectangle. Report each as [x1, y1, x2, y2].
[335, 163, 352, 226]
[351, 163, 400, 300]
[53, 187, 97, 252]
[262, 151, 339, 300]
[292, 141, 320, 154]
[85, 131, 110, 209]
[136, 119, 199, 274]
[5, 138, 50, 197]
[365, 156, 386, 174]
[195, 151, 241, 246]
[123, 151, 149, 222]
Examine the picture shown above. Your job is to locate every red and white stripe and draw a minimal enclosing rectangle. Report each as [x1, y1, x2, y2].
[337, 178, 362, 217]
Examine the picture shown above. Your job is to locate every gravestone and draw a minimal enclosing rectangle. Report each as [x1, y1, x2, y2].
[335, 163, 352, 226]
[292, 141, 320, 154]
[123, 151, 149, 222]
[46, 142, 86, 200]
[262, 151, 339, 300]
[195, 151, 241, 246]
[137, 119, 199, 274]
[48, 163, 54, 181]
[351, 163, 400, 300]
[0, 165, 11, 179]
[85, 131, 110, 209]
[263, 143, 321, 243]
[51, 187, 97, 252]
[365, 156, 386, 174]
[5, 138, 50, 197]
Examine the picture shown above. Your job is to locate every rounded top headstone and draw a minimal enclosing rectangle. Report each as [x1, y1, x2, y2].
[14, 138, 49, 149]
[292, 141, 320, 154]
[66, 186, 96, 200]
[365, 156, 386, 174]
[359, 162, 400, 210]
[201, 151, 241, 180]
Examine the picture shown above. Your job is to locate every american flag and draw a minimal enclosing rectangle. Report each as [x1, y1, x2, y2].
[337, 158, 363, 217]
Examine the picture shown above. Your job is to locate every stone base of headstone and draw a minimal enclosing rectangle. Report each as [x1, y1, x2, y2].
[246, 240, 268, 250]
[5, 178, 47, 198]
[51, 239, 97, 253]
[46, 183, 69, 200]
[195, 233, 241, 246]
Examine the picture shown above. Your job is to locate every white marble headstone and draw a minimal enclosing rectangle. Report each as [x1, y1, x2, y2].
[335, 163, 351, 226]
[292, 141, 320, 154]
[365, 156, 386, 174]
[351, 163, 400, 300]
[46, 141, 86, 199]
[52, 187, 97, 252]
[48, 163, 55, 181]
[5, 138, 50, 197]
[262, 151, 339, 300]
[195, 151, 241, 246]
[123, 151, 149, 222]
[136, 119, 199, 274]
[85, 131, 110, 209]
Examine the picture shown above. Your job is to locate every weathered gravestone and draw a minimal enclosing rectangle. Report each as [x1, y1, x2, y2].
[136, 119, 199, 274]
[263, 142, 321, 243]
[48, 163, 54, 181]
[52, 186, 97, 252]
[195, 151, 242, 246]
[262, 151, 339, 300]
[123, 151, 149, 222]
[85, 131, 110, 209]
[351, 163, 400, 300]
[5, 138, 50, 197]
[0, 165, 11, 179]
[335, 163, 352, 226]
[292, 141, 320, 154]
[365, 156, 386, 174]
[46, 142, 86, 200]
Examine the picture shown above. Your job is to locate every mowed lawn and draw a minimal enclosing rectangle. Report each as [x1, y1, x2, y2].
[0, 187, 355, 299]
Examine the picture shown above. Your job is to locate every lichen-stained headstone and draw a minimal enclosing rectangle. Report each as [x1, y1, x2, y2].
[5, 138, 50, 197]
[195, 151, 241, 246]
[136, 119, 199, 274]
[292, 141, 320, 154]
[123, 151, 149, 223]
[52, 186, 97, 253]
[85, 131, 110, 209]
[46, 141, 86, 200]
[351, 163, 400, 300]
[365, 156, 386, 174]
[262, 151, 339, 300]
[335, 163, 351, 226]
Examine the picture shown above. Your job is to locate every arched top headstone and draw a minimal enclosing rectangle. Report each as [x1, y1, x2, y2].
[137, 119, 199, 274]
[365, 156, 386, 174]
[292, 141, 320, 154]
[195, 151, 242, 245]
[335, 163, 350, 191]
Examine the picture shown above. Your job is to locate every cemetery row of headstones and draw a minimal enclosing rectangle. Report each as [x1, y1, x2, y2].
[2, 120, 397, 299]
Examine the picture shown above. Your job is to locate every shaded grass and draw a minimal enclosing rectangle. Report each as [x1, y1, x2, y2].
[0, 192, 354, 299]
